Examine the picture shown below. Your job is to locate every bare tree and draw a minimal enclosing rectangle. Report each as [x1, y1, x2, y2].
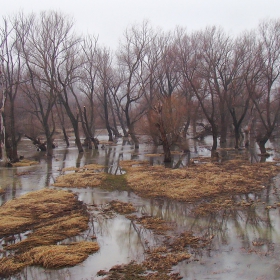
[56, 33, 84, 153]
[0, 17, 27, 163]
[225, 33, 253, 149]
[245, 19, 280, 155]
[178, 30, 220, 156]
[96, 47, 115, 142]
[17, 11, 77, 156]
[117, 21, 152, 148]
[79, 35, 99, 148]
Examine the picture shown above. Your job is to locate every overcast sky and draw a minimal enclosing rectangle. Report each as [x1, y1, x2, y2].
[1, 0, 280, 49]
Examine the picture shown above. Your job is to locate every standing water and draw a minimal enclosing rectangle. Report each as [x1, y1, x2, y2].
[1, 134, 280, 280]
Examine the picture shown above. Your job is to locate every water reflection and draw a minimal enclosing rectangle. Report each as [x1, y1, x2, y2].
[1, 135, 280, 279]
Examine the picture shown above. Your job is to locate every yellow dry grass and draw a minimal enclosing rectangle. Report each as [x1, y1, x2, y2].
[0, 241, 99, 276]
[54, 164, 105, 188]
[109, 200, 136, 214]
[120, 159, 280, 202]
[127, 215, 172, 234]
[0, 188, 85, 236]
[12, 159, 39, 167]
[145, 153, 163, 157]
[0, 188, 99, 278]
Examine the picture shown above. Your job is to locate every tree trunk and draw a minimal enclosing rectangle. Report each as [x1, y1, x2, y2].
[9, 103, 19, 162]
[162, 139, 172, 162]
[24, 134, 47, 152]
[234, 125, 240, 149]
[73, 121, 84, 153]
[257, 137, 269, 155]
[129, 125, 139, 149]
[211, 125, 218, 157]
[46, 137, 54, 157]
[62, 126, 70, 147]
[220, 116, 227, 144]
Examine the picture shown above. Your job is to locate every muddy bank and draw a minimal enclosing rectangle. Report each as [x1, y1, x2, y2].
[0, 188, 99, 278]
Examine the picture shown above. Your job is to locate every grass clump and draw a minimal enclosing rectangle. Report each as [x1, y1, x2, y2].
[0, 242, 99, 277]
[109, 200, 136, 214]
[0, 188, 99, 277]
[101, 174, 130, 191]
[127, 215, 172, 235]
[54, 164, 105, 188]
[54, 164, 129, 191]
[120, 159, 280, 202]
[12, 159, 39, 167]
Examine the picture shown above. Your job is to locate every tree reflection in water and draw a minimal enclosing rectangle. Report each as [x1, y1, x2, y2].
[1, 135, 280, 279]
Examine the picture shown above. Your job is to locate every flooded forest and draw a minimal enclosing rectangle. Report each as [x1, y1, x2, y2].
[1, 11, 280, 280]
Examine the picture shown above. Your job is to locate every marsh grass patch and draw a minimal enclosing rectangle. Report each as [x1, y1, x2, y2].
[120, 159, 280, 202]
[0, 188, 99, 277]
[12, 159, 39, 167]
[126, 215, 172, 235]
[109, 200, 136, 214]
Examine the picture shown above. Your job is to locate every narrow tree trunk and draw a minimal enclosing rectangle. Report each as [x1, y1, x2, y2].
[0, 100, 9, 164]
[46, 137, 54, 157]
[62, 126, 69, 147]
[211, 125, 218, 157]
[220, 116, 227, 144]
[9, 103, 19, 162]
[73, 121, 83, 153]
[234, 125, 240, 149]
[129, 125, 139, 149]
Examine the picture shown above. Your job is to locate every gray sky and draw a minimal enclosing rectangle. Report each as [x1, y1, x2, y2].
[1, 0, 280, 49]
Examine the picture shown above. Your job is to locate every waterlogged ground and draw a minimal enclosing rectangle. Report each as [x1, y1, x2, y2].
[1, 134, 280, 279]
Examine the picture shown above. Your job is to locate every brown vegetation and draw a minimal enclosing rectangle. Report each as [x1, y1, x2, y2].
[127, 215, 172, 234]
[0, 188, 99, 278]
[109, 200, 136, 214]
[101, 230, 213, 280]
[11, 159, 39, 167]
[120, 159, 280, 202]
[53, 164, 105, 188]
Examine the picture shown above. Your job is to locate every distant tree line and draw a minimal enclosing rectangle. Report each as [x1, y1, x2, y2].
[1, 11, 280, 163]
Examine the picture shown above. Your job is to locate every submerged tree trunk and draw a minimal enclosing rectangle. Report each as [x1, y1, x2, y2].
[72, 120, 84, 153]
[24, 134, 47, 152]
[257, 135, 270, 155]
[211, 124, 219, 157]
[128, 124, 139, 149]
[62, 126, 70, 147]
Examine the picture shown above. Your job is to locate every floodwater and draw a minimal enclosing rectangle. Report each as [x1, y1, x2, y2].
[1, 133, 280, 280]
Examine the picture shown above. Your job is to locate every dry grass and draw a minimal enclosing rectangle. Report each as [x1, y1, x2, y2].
[0, 241, 99, 277]
[145, 154, 163, 157]
[0, 188, 86, 236]
[127, 215, 172, 234]
[54, 164, 105, 188]
[0, 188, 99, 277]
[12, 159, 39, 167]
[109, 200, 136, 214]
[102, 231, 209, 279]
[120, 159, 280, 202]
